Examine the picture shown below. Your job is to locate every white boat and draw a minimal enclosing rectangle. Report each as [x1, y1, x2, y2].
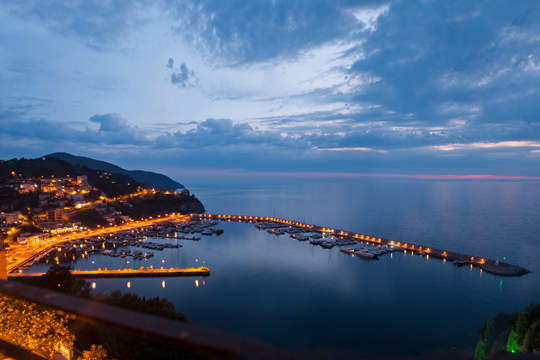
[355, 250, 376, 258]
[340, 247, 356, 254]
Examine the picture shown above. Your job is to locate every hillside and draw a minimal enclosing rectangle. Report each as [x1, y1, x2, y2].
[45, 152, 184, 190]
[0, 157, 143, 199]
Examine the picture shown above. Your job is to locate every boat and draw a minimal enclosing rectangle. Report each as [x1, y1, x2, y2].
[355, 250, 376, 258]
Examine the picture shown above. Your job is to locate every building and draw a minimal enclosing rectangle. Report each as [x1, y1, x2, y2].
[77, 175, 88, 184]
[46, 208, 72, 222]
[2, 211, 22, 224]
[17, 233, 48, 245]
[67, 193, 84, 201]
[181, 189, 190, 196]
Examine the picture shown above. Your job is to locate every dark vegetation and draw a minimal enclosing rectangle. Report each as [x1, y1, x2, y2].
[72, 208, 109, 229]
[0, 157, 144, 198]
[14, 265, 210, 360]
[0, 192, 39, 211]
[45, 152, 184, 190]
[112, 192, 205, 219]
[475, 303, 540, 359]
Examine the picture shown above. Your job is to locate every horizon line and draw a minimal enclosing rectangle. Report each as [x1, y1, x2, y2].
[169, 169, 540, 180]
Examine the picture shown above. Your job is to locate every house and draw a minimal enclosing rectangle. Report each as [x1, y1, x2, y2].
[77, 175, 88, 184]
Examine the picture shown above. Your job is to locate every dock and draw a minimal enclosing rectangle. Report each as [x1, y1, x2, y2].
[191, 213, 530, 276]
[9, 266, 210, 279]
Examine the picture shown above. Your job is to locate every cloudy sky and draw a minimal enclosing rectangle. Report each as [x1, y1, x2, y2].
[1, 0, 540, 183]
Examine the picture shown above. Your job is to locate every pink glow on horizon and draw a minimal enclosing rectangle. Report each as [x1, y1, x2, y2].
[172, 168, 540, 180]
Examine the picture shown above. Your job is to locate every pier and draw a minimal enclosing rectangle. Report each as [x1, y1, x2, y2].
[191, 213, 530, 276]
[9, 266, 210, 279]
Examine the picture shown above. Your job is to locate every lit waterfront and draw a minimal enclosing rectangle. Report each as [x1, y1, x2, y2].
[23, 218, 539, 356]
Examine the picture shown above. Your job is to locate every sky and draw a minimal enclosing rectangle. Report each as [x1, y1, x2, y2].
[1, 0, 540, 184]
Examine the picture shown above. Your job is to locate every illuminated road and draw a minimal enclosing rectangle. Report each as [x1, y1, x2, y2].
[6, 213, 190, 274]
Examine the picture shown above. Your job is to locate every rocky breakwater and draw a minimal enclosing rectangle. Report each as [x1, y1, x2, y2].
[480, 261, 530, 276]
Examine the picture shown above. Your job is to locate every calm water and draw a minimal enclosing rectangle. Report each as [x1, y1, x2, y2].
[28, 182, 540, 356]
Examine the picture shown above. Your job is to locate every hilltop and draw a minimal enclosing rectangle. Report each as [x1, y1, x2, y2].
[45, 152, 183, 190]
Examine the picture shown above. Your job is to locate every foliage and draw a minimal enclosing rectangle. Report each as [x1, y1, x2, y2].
[514, 303, 540, 347]
[0, 294, 75, 357]
[92, 290, 191, 323]
[72, 208, 109, 229]
[80, 345, 116, 360]
[111, 192, 204, 219]
[522, 319, 540, 351]
[17, 264, 92, 299]
[477, 312, 514, 358]
[70, 291, 208, 360]
[474, 339, 486, 360]
[506, 330, 519, 353]
[477, 303, 540, 358]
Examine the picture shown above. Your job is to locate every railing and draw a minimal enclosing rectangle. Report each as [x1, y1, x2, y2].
[0, 279, 301, 360]
[1, 280, 533, 360]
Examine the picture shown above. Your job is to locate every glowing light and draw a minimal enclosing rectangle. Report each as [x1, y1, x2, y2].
[92, 282, 96, 289]
[162, 281, 166, 288]
[127, 282, 131, 288]
[195, 280, 199, 287]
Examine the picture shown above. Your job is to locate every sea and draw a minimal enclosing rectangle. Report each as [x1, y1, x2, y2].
[27, 181, 540, 357]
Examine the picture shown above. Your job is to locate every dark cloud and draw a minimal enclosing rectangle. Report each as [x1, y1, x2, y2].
[170, 62, 197, 88]
[166, 58, 174, 69]
[154, 118, 307, 150]
[164, 0, 378, 65]
[345, 0, 540, 128]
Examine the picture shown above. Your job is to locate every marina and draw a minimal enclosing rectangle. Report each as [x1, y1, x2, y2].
[192, 213, 530, 276]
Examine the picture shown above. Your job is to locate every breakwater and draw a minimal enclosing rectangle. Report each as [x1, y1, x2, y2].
[191, 213, 530, 276]
[9, 266, 210, 278]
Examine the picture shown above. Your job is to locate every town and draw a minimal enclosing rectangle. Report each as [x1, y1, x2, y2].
[0, 157, 203, 269]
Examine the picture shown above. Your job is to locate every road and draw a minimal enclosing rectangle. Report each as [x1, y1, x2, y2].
[6, 213, 190, 274]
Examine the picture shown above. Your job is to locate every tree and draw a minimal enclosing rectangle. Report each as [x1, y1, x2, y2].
[0, 295, 75, 357]
[514, 303, 540, 347]
[19, 264, 92, 299]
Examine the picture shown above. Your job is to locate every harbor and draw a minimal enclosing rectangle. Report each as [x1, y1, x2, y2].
[191, 213, 531, 276]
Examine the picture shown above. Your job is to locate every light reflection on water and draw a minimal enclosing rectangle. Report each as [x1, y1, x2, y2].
[26, 219, 539, 356]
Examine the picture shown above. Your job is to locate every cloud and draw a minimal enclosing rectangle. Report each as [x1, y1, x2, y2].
[164, 0, 383, 65]
[154, 118, 306, 150]
[0, 110, 149, 146]
[169, 62, 198, 88]
[89, 113, 131, 132]
[2, 0, 151, 51]
[166, 58, 174, 69]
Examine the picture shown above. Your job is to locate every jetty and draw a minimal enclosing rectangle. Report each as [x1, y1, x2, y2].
[191, 213, 530, 277]
[9, 266, 210, 279]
